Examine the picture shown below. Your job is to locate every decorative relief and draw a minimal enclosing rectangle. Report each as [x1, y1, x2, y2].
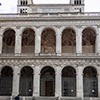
[41, 29, 56, 53]
[0, 58, 100, 68]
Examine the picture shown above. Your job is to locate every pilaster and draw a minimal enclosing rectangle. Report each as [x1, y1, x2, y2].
[96, 26, 100, 54]
[76, 26, 83, 55]
[56, 29, 62, 56]
[33, 66, 40, 96]
[35, 28, 41, 56]
[76, 66, 83, 99]
[12, 66, 20, 96]
[0, 28, 3, 54]
[15, 27, 22, 54]
[55, 66, 62, 97]
[98, 67, 100, 97]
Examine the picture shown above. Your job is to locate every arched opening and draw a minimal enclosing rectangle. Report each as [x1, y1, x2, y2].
[62, 28, 76, 53]
[41, 28, 56, 53]
[2, 29, 15, 53]
[22, 28, 35, 53]
[82, 28, 96, 53]
[40, 66, 55, 96]
[19, 66, 33, 96]
[83, 66, 98, 97]
[0, 66, 13, 96]
[62, 66, 76, 96]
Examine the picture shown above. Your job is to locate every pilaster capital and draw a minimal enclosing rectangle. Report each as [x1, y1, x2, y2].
[0, 34, 3, 37]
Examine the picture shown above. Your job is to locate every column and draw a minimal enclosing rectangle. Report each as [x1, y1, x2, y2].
[76, 27, 82, 55]
[55, 66, 62, 97]
[33, 66, 40, 96]
[15, 27, 22, 54]
[12, 66, 20, 96]
[98, 67, 100, 97]
[0, 28, 3, 54]
[76, 66, 83, 99]
[56, 29, 62, 56]
[35, 28, 41, 56]
[96, 27, 100, 54]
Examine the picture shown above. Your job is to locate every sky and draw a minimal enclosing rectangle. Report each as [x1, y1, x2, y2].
[0, 0, 100, 13]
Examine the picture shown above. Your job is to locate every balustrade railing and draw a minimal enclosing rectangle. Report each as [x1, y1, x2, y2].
[0, 53, 99, 58]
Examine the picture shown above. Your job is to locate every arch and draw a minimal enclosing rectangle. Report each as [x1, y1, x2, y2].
[22, 28, 35, 53]
[40, 66, 55, 96]
[82, 27, 96, 53]
[62, 66, 76, 96]
[62, 28, 76, 53]
[0, 66, 13, 96]
[2, 28, 15, 53]
[19, 66, 33, 96]
[41, 28, 56, 53]
[83, 66, 98, 97]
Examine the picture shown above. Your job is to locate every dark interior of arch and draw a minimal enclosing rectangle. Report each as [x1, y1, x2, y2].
[41, 29, 56, 53]
[40, 66, 55, 96]
[19, 66, 33, 96]
[0, 66, 13, 96]
[82, 28, 96, 53]
[41, 66, 55, 77]
[82, 28, 96, 46]
[2, 29, 15, 53]
[83, 66, 98, 97]
[22, 28, 35, 53]
[62, 28, 76, 53]
[62, 66, 76, 77]
[62, 66, 76, 96]
[83, 66, 97, 77]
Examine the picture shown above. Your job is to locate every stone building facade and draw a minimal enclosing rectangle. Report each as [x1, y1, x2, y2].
[0, 0, 100, 100]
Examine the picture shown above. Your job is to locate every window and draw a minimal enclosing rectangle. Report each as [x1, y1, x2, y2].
[20, 0, 28, 5]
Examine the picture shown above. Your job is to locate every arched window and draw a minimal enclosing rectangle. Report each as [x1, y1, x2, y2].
[19, 66, 33, 96]
[2, 29, 15, 53]
[40, 66, 55, 96]
[83, 66, 98, 97]
[62, 28, 76, 53]
[26, 0, 28, 5]
[0, 66, 13, 96]
[22, 28, 35, 53]
[82, 28, 96, 53]
[21, 0, 23, 5]
[41, 28, 56, 53]
[62, 66, 76, 96]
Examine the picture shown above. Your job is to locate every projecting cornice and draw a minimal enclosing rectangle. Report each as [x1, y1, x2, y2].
[0, 12, 100, 21]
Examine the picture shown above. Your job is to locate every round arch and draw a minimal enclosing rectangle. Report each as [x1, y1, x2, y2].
[2, 28, 15, 53]
[41, 28, 56, 53]
[83, 66, 98, 97]
[0, 66, 13, 96]
[62, 66, 76, 96]
[19, 66, 33, 96]
[82, 27, 96, 53]
[62, 28, 76, 53]
[40, 66, 55, 96]
[21, 28, 35, 53]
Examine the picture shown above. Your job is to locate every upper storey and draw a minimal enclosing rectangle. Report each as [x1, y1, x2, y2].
[17, 0, 85, 14]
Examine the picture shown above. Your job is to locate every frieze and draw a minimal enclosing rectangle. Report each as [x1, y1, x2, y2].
[0, 58, 100, 68]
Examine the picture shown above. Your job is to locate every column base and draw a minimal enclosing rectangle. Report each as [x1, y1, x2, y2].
[33, 92, 39, 97]
[57, 53, 61, 56]
[12, 92, 19, 96]
[76, 53, 82, 56]
[35, 53, 40, 56]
